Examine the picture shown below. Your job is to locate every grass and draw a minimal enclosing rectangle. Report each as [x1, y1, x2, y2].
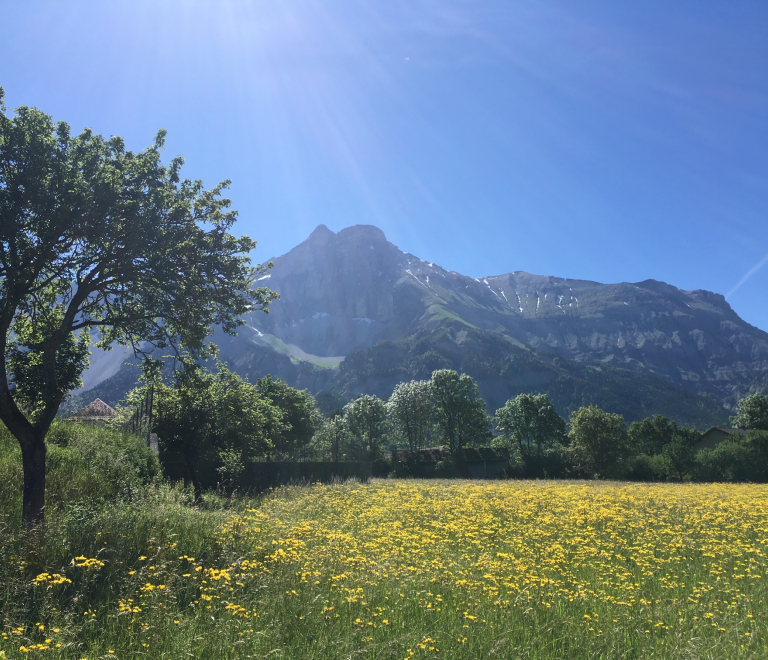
[1, 424, 768, 658]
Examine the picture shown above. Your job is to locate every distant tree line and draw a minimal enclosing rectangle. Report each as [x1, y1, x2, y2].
[120, 360, 768, 490]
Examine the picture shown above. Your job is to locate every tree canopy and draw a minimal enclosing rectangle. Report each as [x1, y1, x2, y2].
[134, 358, 282, 502]
[0, 90, 275, 524]
[730, 393, 768, 431]
[494, 393, 566, 455]
[344, 394, 388, 462]
[568, 406, 628, 479]
[429, 369, 489, 452]
[256, 375, 322, 461]
[387, 380, 431, 452]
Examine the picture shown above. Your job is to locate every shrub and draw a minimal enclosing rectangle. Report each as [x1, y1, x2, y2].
[0, 421, 160, 524]
[692, 441, 754, 482]
[625, 453, 666, 482]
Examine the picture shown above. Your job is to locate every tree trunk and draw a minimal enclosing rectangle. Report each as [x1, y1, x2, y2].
[192, 474, 203, 505]
[21, 431, 47, 527]
[182, 454, 203, 505]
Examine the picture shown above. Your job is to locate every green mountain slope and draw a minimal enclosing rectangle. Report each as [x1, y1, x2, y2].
[72, 224, 767, 427]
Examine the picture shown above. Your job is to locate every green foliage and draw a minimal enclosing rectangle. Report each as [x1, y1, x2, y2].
[628, 415, 677, 454]
[7, 287, 91, 421]
[387, 380, 432, 452]
[310, 416, 355, 462]
[429, 369, 490, 452]
[343, 394, 388, 461]
[693, 441, 755, 482]
[314, 390, 347, 418]
[730, 392, 768, 430]
[138, 358, 283, 500]
[624, 453, 666, 482]
[0, 88, 275, 523]
[0, 421, 159, 516]
[494, 393, 566, 455]
[568, 406, 629, 479]
[257, 375, 322, 460]
[433, 457, 459, 477]
[662, 435, 696, 482]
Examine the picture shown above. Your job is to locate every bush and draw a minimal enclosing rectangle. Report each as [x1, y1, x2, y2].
[692, 441, 755, 482]
[518, 446, 571, 479]
[625, 453, 666, 482]
[0, 421, 161, 522]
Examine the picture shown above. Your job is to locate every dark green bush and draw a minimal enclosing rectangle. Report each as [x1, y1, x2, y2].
[692, 441, 755, 482]
[625, 453, 666, 482]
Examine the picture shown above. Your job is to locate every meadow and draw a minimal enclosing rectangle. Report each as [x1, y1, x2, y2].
[2, 425, 768, 660]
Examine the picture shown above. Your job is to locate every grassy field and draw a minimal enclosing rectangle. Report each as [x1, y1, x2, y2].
[2, 452, 768, 659]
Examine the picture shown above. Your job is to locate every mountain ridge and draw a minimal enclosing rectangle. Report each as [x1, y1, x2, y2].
[72, 224, 768, 427]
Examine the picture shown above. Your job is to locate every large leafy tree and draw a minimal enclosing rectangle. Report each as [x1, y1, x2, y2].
[627, 414, 678, 455]
[387, 379, 431, 452]
[344, 394, 388, 462]
[140, 359, 283, 503]
[568, 405, 628, 479]
[494, 393, 566, 456]
[0, 90, 276, 524]
[311, 414, 354, 462]
[256, 375, 322, 461]
[730, 393, 768, 431]
[429, 369, 489, 452]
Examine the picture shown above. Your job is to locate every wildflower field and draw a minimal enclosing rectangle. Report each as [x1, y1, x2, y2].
[2, 479, 768, 658]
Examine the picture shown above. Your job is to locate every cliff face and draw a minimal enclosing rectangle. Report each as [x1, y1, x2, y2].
[75, 224, 768, 426]
[241, 224, 768, 402]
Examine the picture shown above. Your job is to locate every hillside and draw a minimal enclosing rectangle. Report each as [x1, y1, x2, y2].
[73, 224, 768, 427]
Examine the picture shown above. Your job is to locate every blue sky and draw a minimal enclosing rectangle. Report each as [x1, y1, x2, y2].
[3, 1, 768, 330]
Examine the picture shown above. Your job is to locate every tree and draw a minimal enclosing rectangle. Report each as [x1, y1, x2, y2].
[429, 369, 490, 452]
[494, 393, 566, 456]
[387, 380, 431, 452]
[257, 376, 322, 461]
[314, 390, 347, 418]
[0, 90, 276, 524]
[344, 394, 388, 462]
[310, 415, 354, 462]
[143, 358, 283, 502]
[730, 393, 768, 431]
[568, 406, 628, 479]
[662, 434, 695, 481]
[628, 415, 677, 455]
[745, 430, 768, 481]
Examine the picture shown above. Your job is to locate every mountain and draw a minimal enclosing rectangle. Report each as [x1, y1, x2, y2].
[73, 224, 768, 427]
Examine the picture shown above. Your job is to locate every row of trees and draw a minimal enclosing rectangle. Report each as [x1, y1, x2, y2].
[493, 392, 768, 482]
[117, 367, 489, 495]
[127, 354, 768, 491]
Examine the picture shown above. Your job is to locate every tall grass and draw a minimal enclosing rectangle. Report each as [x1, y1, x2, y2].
[0, 422, 247, 657]
[2, 423, 768, 658]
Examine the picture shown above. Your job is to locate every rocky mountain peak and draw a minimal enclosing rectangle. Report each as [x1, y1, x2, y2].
[248, 224, 768, 402]
[336, 224, 388, 244]
[307, 224, 335, 245]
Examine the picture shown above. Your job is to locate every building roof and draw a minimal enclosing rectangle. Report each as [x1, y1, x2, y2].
[701, 427, 748, 437]
[692, 426, 749, 452]
[70, 398, 117, 420]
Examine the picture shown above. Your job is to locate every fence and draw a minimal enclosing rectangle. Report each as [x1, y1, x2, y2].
[160, 457, 372, 493]
[243, 461, 372, 491]
[391, 446, 510, 478]
[122, 386, 154, 449]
